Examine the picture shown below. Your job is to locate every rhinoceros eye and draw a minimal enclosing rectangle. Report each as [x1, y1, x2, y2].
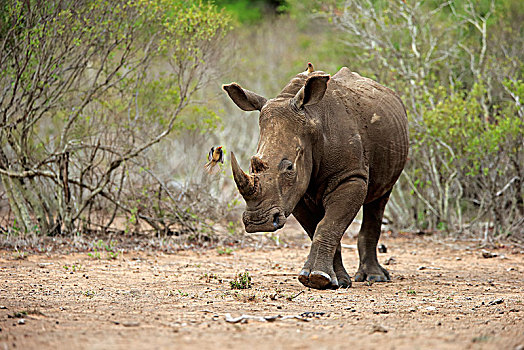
[278, 159, 293, 172]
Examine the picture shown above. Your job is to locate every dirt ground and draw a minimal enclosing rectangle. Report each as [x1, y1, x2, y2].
[1, 224, 523, 350]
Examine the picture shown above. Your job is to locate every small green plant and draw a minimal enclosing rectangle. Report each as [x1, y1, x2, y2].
[201, 273, 219, 283]
[230, 271, 252, 290]
[11, 219, 21, 235]
[88, 240, 119, 260]
[407, 289, 417, 295]
[168, 289, 188, 297]
[104, 240, 119, 260]
[436, 221, 447, 231]
[12, 311, 27, 318]
[232, 291, 258, 302]
[88, 240, 102, 259]
[63, 263, 82, 272]
[268, 232, 281, 245]
[13, 248, 27, 260]
[217, 246, 234, 255]
[88, 251, 101, 259]
[226, 221, 237, 235]
[83, 290, 95, 298]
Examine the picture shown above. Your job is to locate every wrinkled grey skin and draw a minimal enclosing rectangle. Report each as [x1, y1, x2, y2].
[223, 67, 409, 290]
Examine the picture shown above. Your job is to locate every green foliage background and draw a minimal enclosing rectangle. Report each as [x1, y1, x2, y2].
[0, 0, 522, 242]
[213, 0, 523, 239]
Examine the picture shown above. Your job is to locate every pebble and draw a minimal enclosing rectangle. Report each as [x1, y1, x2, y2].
[482, 250, 497, 258]
[373, 310, 390, 314]
[488, 298, 504, 306]
[122, 321, 140, 327]
[18, 319, 25, 325]
[113, 321, 140, 327]
[371, 325, 388, 333]
[418, 266, 441, 271]
[384, 257, 396, 265]
[425, 306, 437, 311]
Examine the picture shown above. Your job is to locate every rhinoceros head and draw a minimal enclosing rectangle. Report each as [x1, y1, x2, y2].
[223, 72, 330, 233]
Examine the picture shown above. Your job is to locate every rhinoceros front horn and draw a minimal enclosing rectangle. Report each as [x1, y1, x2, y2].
[231, 152, 256, 197]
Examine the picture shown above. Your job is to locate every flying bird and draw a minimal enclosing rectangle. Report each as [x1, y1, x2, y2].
[205, 146, 224, 174]
[306, 62, 315, 73]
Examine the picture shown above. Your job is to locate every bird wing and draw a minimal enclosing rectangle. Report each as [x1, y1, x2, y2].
[208, 147, 214, 162]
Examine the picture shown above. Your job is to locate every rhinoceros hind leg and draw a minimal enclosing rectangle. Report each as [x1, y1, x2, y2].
[355, 191, 391, 282]
[354, 264, 390, 282]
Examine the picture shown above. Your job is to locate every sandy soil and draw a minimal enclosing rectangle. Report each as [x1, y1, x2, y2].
[1, 230, 523, 350]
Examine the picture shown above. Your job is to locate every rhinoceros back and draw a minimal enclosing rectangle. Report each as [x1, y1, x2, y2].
[330, 67, 409, 202]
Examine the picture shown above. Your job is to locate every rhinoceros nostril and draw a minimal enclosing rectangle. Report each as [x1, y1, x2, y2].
[272, 212, 280, 229]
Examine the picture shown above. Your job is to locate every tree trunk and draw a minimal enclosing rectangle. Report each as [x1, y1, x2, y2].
[2, 176, 34, 233]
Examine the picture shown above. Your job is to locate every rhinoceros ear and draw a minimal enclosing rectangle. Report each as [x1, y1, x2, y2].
[223, 83, 267, 112]
[293, 74, 330, 110]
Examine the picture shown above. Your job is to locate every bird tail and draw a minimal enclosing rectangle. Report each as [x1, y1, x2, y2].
[204, 161, 220, 175]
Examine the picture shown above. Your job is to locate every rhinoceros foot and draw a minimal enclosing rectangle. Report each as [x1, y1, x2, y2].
[354, 263, 390, 282]
[298, 241, 343, 289]
[298, 269, 339, 290]
[334, 268, 352, 288]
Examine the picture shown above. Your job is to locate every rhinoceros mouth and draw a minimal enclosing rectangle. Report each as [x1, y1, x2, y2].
[243, 207, 287, 233]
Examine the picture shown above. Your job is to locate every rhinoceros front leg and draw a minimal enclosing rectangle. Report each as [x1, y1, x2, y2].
[354, 190, 391, 282]
[333, 243, 351, 288]
[298, 179, 366, 290]
[293, 199, 352, 289]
